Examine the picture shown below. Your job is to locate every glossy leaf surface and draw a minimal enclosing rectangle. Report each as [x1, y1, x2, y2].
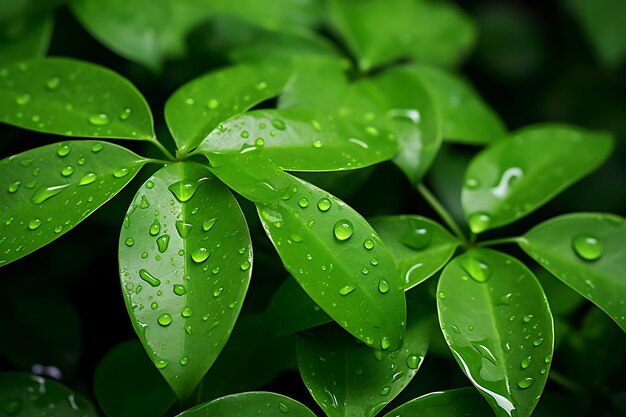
[382, 388, 494, 417]
[165, 64, 292, 154]
[197, 108, 399, 171]
[0, 372, 98, 416]
[0, 57, 155, 139]
[0, 140, 146, 267]
[0, 13, 53, 64]
[520, 213, 626, 332]
[462, 125, 613, 233]
[407, 65, 506, 144]
[437, 249, 554, 417]
[94, 340, 176, 417]
[176, 392, 316, 417]
[297, 318, 430, 417]
[118, 162, 252, 400]
[371, 215, 460, 290]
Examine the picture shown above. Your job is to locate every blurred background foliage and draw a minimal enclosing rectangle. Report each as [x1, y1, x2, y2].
[0, 0, 624, 416]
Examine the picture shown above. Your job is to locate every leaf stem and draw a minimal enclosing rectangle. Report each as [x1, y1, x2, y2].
[417, 183, 467, 242]
[477, 236, 523, 248]
[148, 137, 176, 161]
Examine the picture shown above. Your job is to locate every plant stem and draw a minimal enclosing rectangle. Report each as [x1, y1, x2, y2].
[417, 183, 467, 242]
[477, 236, 524, 248]
[149, 137, 176, 161]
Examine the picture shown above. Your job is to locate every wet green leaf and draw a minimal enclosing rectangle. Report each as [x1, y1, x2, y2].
[118, 162, 252, 401]
[94, 340, 176, 417]
[462, 125, 613, 233]
[0, 12, 53, 65]
[382, 387, 494, 417]
[0, 372, 98, 416]
[0, 57, 155, 140]
[405, 65, 506, 144]
[0, 140, 146, 267]
[371, 215, 460, 290]
[176, 392, 316, 417]
[520, 213, 626, 332]
[437, 249, 554, 417]
[197, 108, 399, 171]
[327, 0, 475, 71]
[297, 318, 430, 417]
[165, 64, 292, 154]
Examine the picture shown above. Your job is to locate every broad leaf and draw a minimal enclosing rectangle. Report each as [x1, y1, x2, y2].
[519, 213, 626, 332]
[176, 392, 316, 417]
[165, 64, 292, 154]
[462, 125, 613, 233]
[118, 162, 253, 400]
[94, 340, 176, 417]
[437, 249, 554, 417]
[0, 58, 155, 140]
[0, 372, 98, 416]
[0, 12, 53, 65]
[406, 65, 506, 144]
[382, 388, 494, 417]
[297, 318, 430, 417]
[0, 140, 146, 267]
[197, 108, 399, 171]
[371, 215, 460, 290]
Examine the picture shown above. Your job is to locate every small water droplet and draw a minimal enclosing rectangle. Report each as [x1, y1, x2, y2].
[240, 260, 251, 271]
[113, 168, 130, 178]
[202, 217, 217, 231]
[363, 238, 374, 250]
[255, 137, 265, 146]
[61, 166, 74, 177]
[523, 314, 534, 323]
[278, 402, 290, 413]
[46, 77, 60, 90]
[533, 338, 544, 346]
[213, 288, 223, 297]
[339, 285, 355, 296]
[378, 278, 390, 294]
[381, 337, 391, 350]
[139, 195, 150, 209]
[438, 291, 446, 299]
[16, 94, 31, 106]
[173, 284, 186, 296]
[8, 181, 20, 193]
[469, 212, 491, 234]
[333, 219, 353, 241]
[191, 247, 209, 263]
[91, 142, 104, 153]
[312, 140, 322, 148]
[521, 356, 531, 369]
[460, 255, 491, 282]
[157, 234, 170, 253]
[57, 144, 71, 157]
[125, 238, 135, 247]
[271, 119, 286, 130]
[256, 81, 267, 90]
[401, 227, 430, 250]
[465, 178, 479, 188]
[361, 267, 369, 275]
[298, 198, 309, 208]
[146, 180, 154, 189]
[139, 269, 161, 287]
[181, 307, 193, 318]
[370, 258, 378, 266]
[155, 360, 168, 369]
[89, 113, 110, 126]
[149, 219, 161, 236]
[572, 235, 603, 261]
[207, 99, 219, 109]
[78, 173, 97, 185]
[157, 313, 172, 326]
[517, 377, 535, 389]
[120, 108, 132, 120]
[28, 218, 41, 230]
[406, 354, 420, 369]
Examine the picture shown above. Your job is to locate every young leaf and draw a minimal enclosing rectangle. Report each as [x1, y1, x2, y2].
[176, 392, 316, 417]
[165, 64, 292, 154]
[437, 249, 554, 417]
[370, 215, 460, 290]
[405, 65, 506, 145]
[297, 318, 430, 417]
[196, 108, 399, 171]
[0, 372, 98, 416]
[94, 340, 176, 417]
[0, 58, 156, 140]
[382, 388, 493, 417]
[462, 125, 613, 234]
[0, 12, 53, 65]
[118, 162, 253, 401]
[0, 140, 146, 267]
[519, 213, 626, 332]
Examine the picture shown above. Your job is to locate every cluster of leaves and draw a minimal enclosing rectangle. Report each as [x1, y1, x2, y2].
[1, 1, 625, 417]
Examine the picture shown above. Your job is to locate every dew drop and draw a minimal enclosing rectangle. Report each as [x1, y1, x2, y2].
[271, 119, 286, 130]
[125, 238, 135, 247]
[240, 260, 251, 271]
[317, 198, 331, 212]
[523, 314, 534, 323]
[256, 81, 267, 90]
[91, 142, 103, 153]
[213, 288, 223, 297]
[278, 402, 290, 413]
[517, 377, 535, 389]
[8, 181, 20, 193]
[401, 227, 430, 250]
[15, 94, 31, 106]
[113, 168, 130, 178]
[207, 99, 219, 109]
[78, 172, 97, 185]
[333, 219, 353, 241]
[572, 235, 603, 261]
[46, 77, 60, 90]
[312, 140, 322, 148]
[521, 356, 531, 369]
[146, 180, 154, 189]
[255, 138, 265, 146]
[181, 307, 193, 318]
[311, 119, 322, 132]
[339, 285, 355, 296]
[139, 195, 150, 209]
[157, 234, 170, 253]
[381, 337, 391, 350]
[149, 219, 161, 236]
[89, 113, 110, 126]
[120, 108, 132, 120]
[139, 269, 161, 287]
[61, 166, 74, 177]
[168, 178, 205, 202]
[157, 313, 172, 326]
[363, 238, 374, 250]
[378, 278, 390, 294]
[155, 360, 168, 369]
[459, 255, 491, 282]
[191, 247, 209, 263]
[173, 284, 186, 296]
[533, 338, 544, 346]
[57, 144, 71, 157]
[469, 212, 491, 234]
[176, 221, 193, 238]
[28, 218, 41, 230]
[298, 198, 309, 208]
[406, 354, 420, 369]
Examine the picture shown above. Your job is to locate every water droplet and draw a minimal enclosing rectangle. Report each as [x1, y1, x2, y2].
[173, 284, 186, 296]
[191, 247, 209, 263]
[311, 119, 322, 132]
[46, 77, 60, 90]
[465, 178, 479, 189]
[533, 338, 544, 346]
[120, 108, 132, 120]
[339, 285, 355, 296]
[113, 168, 130, 178]
[125, 238, 134, 247]
[16, 94, 31, 106]
[57, 144, 71, 157]
[240, 260, 251, 271]
[469, 212, 491, 234]
[572, 235, 603, 261]
[207, 99, 219, 109]
[278, 402, 290, 413]
[401, 227, 430, 250]
[8, 181, 20, 193]
[91, 142, 104, 153]
[28, 218, 41, 230]
[149, 219, 161, 236]
[139, 269, 161, 287]
[78, 173, 97, 185]
[297, 198, 309, 208]
[370, 258, 378, 266]
[381, 337, 391, 350]
[176, 221, 193, 238]
[157, 234, 170, 253]
[54, 225, 62, 233]
[523, 314, 534, 323]
[31, 184, 69, 204]
[168, 178, 206, 202]
[406, 354, 420, 369]
[181, 307, 193, 317]
[202, 217, 217, 231]
[155, 360, 168, 369]
[61, 166, 74, 177]
[333, 219, 353, 241]
[89, 113, 110, 126]
[438, 291, 446, 299]
[380, 386, 391, 396]
[517, 377, 535, 389]
[256, 81, 267, 90]
[141, 252, 148, 259]
[255, 137, 265, 146]
[312, 140, 322, 148]
[146, 180, 154, 189]
[138, 195, 150, 209]
[157, 313, 172, 326]
[378, 278, 390, 294]
[213, 288, 223, 297]
[363, 239, 374, 250]
[459, 255, 491, 282]
[361, 267, 369, 274]
[271, 119, 286, 130]
[521, 356, 531, 369]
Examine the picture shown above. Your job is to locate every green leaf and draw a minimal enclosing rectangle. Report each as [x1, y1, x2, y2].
[0, 140, 146, 267]
[94, 340, 176, 417]
[437, 249, 554, 417]
[519, 213, 626, 332]
[370, 215, 460, 290]
[462, 125, 613, 234]
[0, 372, 98, 416]
[0, 57, 155, 140]
[297, 318, 430, 417]
[176, 392, 316, 417]
[405, 65, 506, 144]
[382, 388, 494, 417]
[197, 108, 399, 171]
[0, 12, 53, 65]
[165, 64, 292, 154]
[118, 162, 253, 401]
[267, 277, 332, 335]
[327, 0, 475, 71]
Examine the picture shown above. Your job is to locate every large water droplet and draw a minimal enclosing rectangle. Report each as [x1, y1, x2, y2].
[168, 178, 206, 202]
[139, 269, 161, 287]
[460, 255, 491, 282]
[28, 218, 41, 230]
[191, 247, 209, 263]
[469, 212, 491, 234]
[57, 144, 71, 157]
[78, 173, 97, 185]
[173, 284, 186, 296]
[521, 356, 531, 369]
[61, 166, 74, 177]
[157, 234, 170, 253]
[240, 260, 251, 271]
[378, 278, 390, 294]
[363, 238, 374, 250]
[176, 221, 193, 238]
[155, 360, 168, 369]
[89, 113, 110, 126]
[157, 313, 172, 326]
[333, 219, 353, 241]
[317, 198, 332, 212]
[31, 184, 69, 204]
[113, 168, 130, 178]
[400, 227, 430, 250]
[8, 181, 20, 193]
[339, 285, 355, 296]
[572, 235, 603, 261]
[406, 354, 420, 369]
[517, 377, 535, 389]
[149, 219, 161, 236]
